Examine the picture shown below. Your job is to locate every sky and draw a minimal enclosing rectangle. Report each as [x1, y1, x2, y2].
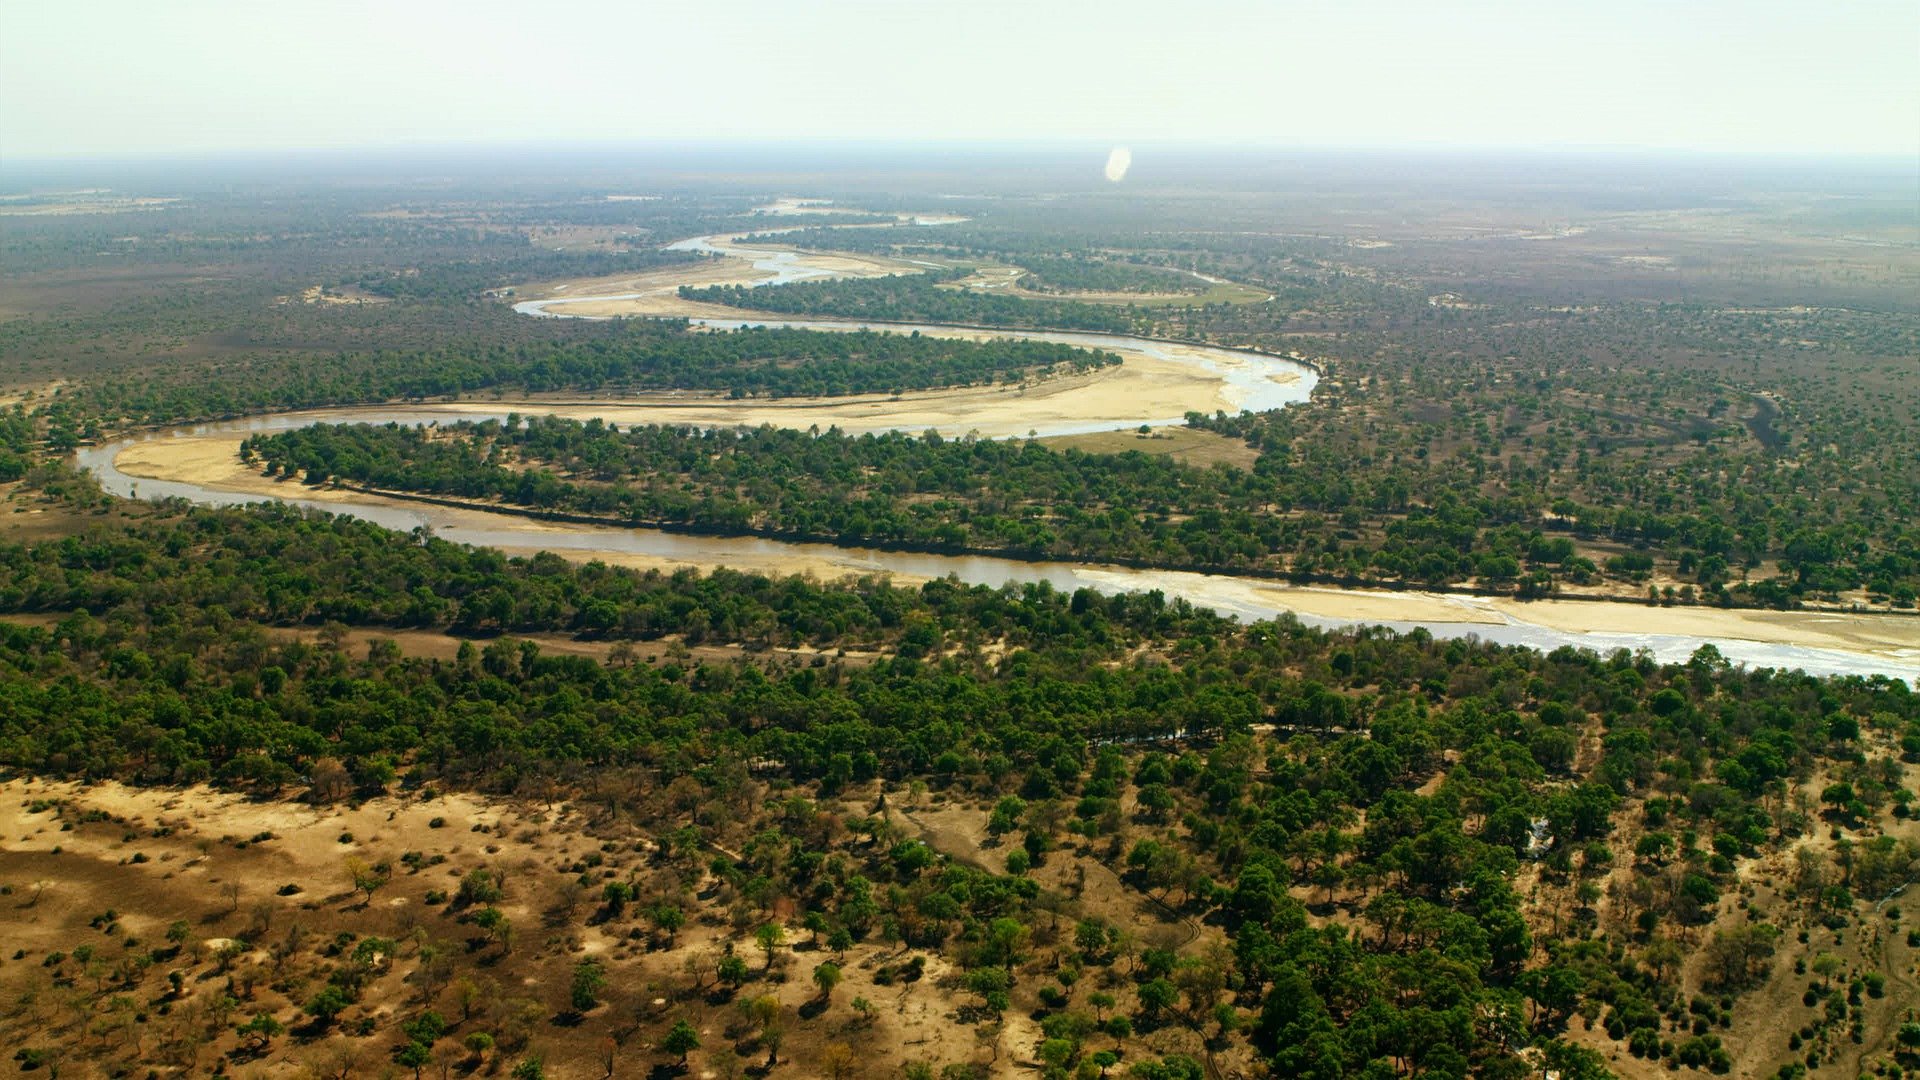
[3, 0, 1915, 159]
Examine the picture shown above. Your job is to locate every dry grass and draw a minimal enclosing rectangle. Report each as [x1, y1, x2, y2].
[0, 771, 1252, 1078]
[0, 481, 152, 543]
[1038, 426, 1261, 470]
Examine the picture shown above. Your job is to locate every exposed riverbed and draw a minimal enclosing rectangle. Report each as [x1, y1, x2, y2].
[77, 227, 1920, 683]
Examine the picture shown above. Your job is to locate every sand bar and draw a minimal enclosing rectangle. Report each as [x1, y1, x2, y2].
[76, 227, 1920, 680]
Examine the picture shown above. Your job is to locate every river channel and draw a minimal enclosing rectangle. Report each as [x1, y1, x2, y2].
[76, 229, 1920, 683]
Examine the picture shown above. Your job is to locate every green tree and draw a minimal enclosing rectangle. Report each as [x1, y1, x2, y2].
[396, 1041, 434, 1079]
[651, 903, 686, 946]
[570, 959, 607, 1012]
[662, 1019, 701, 1063]
[304, 985, 352, 1027]
[346, 855, 390, 908]
[813, 961, 843, 1002]
[236, 1011, 284, 1051]
[1138, 977, 1178, 1019]
[754, 923, 786, 971]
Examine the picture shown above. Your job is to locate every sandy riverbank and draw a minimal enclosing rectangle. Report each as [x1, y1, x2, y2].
[116, 436, 334, 500]
[1483, 596, 1920, 660]
[110, 433, 945, 582]
[511, 230, 1298, 425]
[509, 258, 766, 317]
[515, 232, 922, 319]
[1248, 583, 1505, 626]
[110, 333, 1252, 449]
[430, 352, 1241, 437]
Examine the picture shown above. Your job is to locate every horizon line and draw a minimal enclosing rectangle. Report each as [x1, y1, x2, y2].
[4, 136, 1917, 170]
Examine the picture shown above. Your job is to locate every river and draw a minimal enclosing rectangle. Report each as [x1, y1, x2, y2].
[75, 228, 1920, 684]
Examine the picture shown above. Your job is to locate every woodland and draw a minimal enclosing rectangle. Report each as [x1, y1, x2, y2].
[0, 163, 1916, 1078]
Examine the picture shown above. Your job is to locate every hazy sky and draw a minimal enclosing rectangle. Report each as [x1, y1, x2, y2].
[4, 0, 1915, 159]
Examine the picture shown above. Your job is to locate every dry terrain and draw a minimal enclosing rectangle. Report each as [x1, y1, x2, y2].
[1037, 427, 1263, 470]
[0, 770, 1241, 1079]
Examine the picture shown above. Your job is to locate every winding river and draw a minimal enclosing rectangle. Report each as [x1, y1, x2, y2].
[77, 228, 1920, 684]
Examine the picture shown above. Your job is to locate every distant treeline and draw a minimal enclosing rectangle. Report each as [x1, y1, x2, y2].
[1013, 256, 1202, 295]
[44, 325, 1113, 432]
[347, 249, 704, 302]
[681, 271, 1139, 334]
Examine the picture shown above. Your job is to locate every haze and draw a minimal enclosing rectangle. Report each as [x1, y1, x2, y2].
[4, 0, 1915, 159]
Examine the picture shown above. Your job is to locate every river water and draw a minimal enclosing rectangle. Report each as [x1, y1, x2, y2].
[73, 231, 1920, 684]
[77, 411, 1920, 684]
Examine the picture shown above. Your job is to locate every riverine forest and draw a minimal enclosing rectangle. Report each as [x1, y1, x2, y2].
[3, 5, 1918, 1079]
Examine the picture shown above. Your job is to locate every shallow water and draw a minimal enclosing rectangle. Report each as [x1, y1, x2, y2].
[78, 416, 1920, 684]
[72, 231, 1920, 684]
